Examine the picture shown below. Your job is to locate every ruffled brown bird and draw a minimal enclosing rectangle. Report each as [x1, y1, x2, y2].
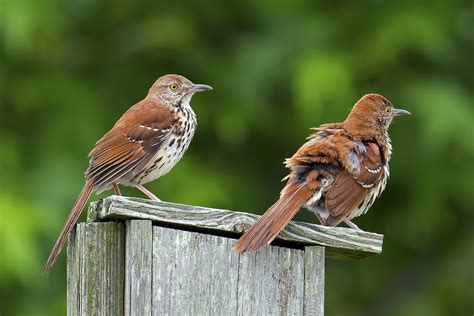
[233, 94, 410, 253]
[43, 74, 212, 274]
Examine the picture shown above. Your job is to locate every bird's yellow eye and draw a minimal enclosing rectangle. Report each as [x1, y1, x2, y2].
[385, 108, 392, 114]
[170, 84, 178, 90]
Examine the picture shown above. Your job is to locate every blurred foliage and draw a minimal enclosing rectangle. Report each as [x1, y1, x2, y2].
[1, 0, 473, 315]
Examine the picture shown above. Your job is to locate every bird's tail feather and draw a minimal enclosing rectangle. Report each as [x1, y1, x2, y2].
[42, 181, 94, 275]
[233, 180, 315, 253]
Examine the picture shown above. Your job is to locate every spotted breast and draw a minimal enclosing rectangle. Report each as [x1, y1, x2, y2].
[126, 103, 197, 186]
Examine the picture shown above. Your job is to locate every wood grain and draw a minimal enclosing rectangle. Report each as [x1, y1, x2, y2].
[67, 222, 125, 316]
[125, 220, 152, 316]
[237, 246, 305, 315]
[67, 196, 385, 315]
[304, 246, 325, 316]
[151, 226, 307, 315]
[88, 195, 383, 260]
[152, 226, 239, 315]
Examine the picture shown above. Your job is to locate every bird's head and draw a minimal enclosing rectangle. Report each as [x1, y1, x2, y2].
[148, 74, 212, 106]
[345, 94, 410, 136]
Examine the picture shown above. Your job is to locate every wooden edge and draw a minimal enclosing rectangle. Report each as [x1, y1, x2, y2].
[125, 220, 153, 316]
[87, 195, 383, 260]
[67, 222, 125, 316]
[67, 226, 79, 316]
[304, 246, 325, 316]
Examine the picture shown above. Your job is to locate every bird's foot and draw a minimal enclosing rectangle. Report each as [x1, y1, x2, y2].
[136, 184, 161, 201]
[112, 183, 122, 196]
[343, 218, 362, 231]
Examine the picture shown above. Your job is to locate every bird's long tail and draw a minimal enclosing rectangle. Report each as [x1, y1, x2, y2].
[42, 181, 94, 274]
[233, 179, 316, 253]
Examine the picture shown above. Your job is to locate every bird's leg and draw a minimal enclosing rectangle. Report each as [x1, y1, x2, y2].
[314, 213, 326, 226]
[112, 183, 122, 196]
[136, 184, 161, 201]
[343, 218, 362, 231]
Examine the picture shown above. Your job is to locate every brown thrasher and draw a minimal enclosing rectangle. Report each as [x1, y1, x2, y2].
[234, 94, 410, 252]
[43, 74, 212, 274]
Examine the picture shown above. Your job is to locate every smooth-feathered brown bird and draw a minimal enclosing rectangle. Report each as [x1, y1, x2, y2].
[234, 94, 410, 252]
[43, 74, 212, 274]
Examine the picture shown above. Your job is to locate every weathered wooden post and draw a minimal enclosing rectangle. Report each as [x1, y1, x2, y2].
[67, 195, 383, 315]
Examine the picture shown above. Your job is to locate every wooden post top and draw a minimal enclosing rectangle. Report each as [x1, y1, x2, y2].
[87, 195, 383, 260]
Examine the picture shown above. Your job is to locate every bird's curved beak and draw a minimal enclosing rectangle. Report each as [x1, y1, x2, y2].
[393, 108, 411, 116]
[191, 83, 213, 92]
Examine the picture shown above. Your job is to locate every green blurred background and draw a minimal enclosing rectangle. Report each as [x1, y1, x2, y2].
[1, 0, 473, 315]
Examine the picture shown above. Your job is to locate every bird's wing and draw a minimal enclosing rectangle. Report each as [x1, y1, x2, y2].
[354, 142, 385, 187]
[86, 101, 175, 188]
[285, 128, 346, 168]
[325, 171, 368, 220]
[325, 141, 384, 224]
